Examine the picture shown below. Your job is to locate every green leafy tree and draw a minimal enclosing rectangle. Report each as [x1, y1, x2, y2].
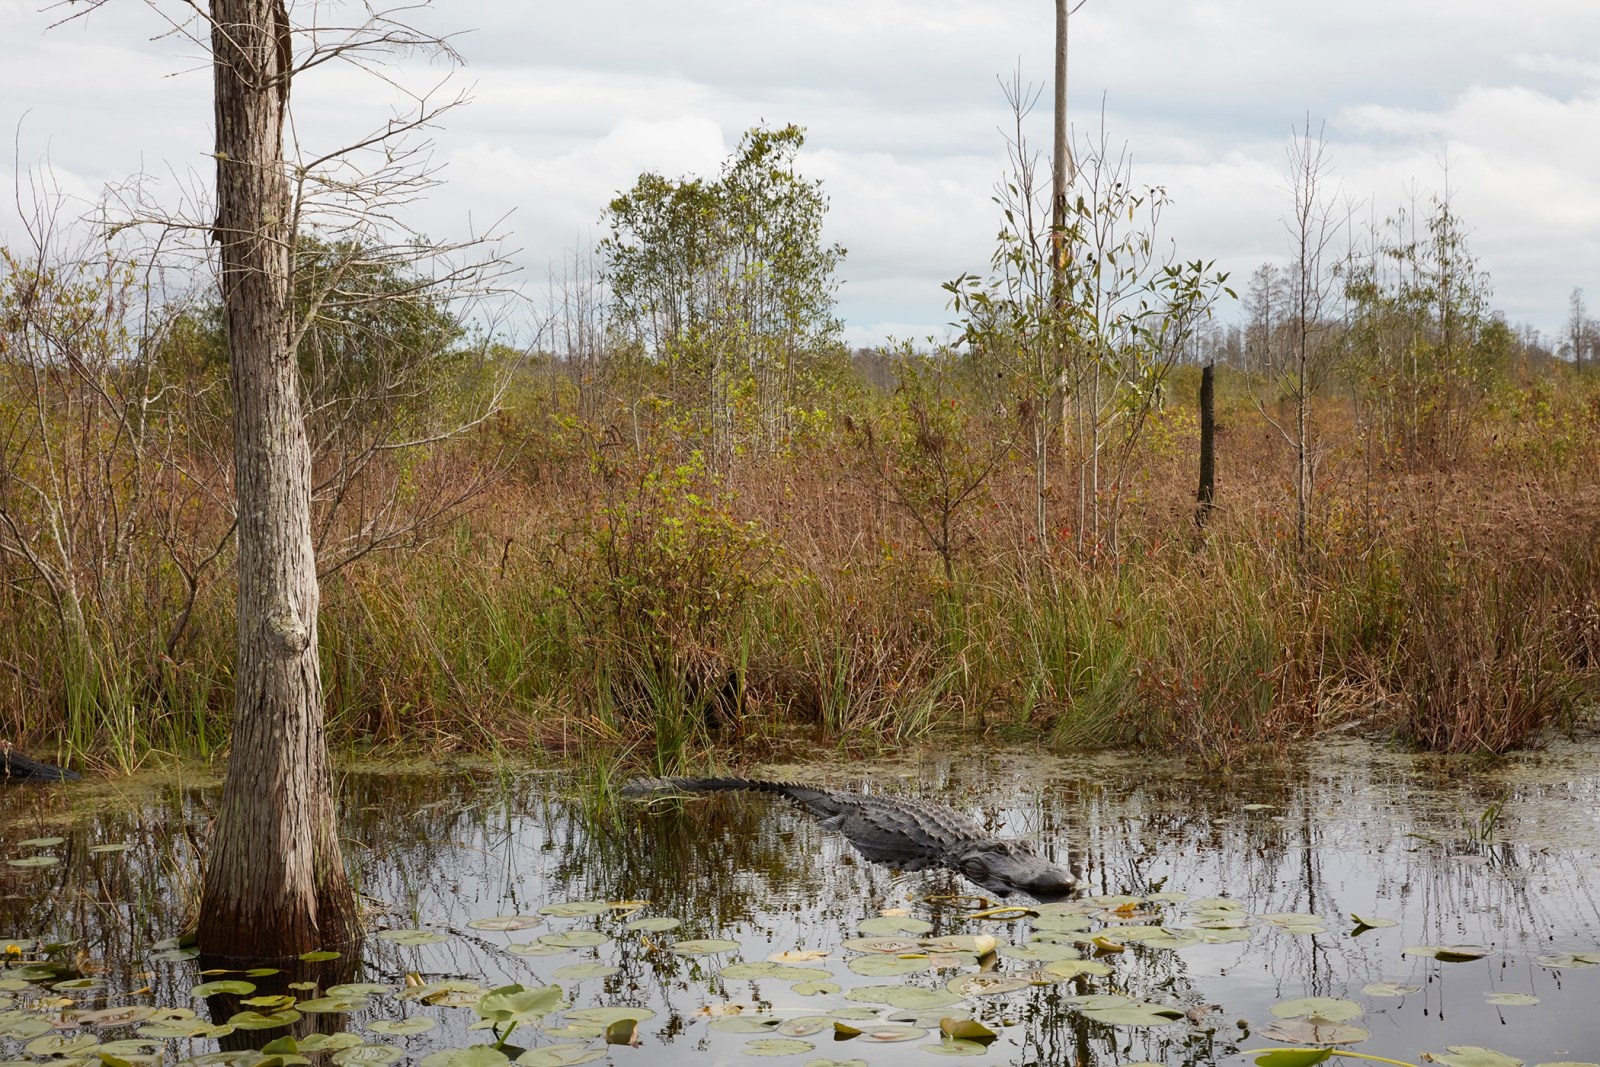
[600, 124, 845, 466]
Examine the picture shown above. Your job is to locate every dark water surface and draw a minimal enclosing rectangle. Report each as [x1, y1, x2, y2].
[3, 740, 1600, 1066]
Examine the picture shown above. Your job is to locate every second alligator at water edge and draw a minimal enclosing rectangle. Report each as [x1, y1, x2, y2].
[621, 776, 1079, 902]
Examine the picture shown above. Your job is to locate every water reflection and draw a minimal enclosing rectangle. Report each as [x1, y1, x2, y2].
[3, 740, 1600, 1065]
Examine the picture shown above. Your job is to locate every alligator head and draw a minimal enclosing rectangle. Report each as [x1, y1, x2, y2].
[953, 839, 1078, 902]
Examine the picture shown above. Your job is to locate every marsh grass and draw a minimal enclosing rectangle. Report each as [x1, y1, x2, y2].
[2, 359, 1597, 769]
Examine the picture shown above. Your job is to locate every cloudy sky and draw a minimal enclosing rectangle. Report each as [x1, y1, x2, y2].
[3, 0, 1597, 347]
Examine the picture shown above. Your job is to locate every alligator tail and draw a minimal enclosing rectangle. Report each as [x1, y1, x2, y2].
[619, 775, 831, 807]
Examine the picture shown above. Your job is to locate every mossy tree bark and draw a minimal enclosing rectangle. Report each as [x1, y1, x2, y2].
[197, 0, 359, 957]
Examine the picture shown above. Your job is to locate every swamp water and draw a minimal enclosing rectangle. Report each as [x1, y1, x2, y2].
[3, 741, 1600, 1067]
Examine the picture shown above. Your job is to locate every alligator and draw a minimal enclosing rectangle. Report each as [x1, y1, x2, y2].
[0, 747, 80, 783]
[621, 776, 1078, 902]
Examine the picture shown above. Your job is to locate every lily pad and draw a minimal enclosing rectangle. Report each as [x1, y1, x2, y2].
[537, 932, 609, 949]
[514, 1044, 606, 1067]
[191, 980, 256, 998]
[1077, 1001, 1185, 1027]
[537, 901, 641, 918]
[939, 1018, 997, 1043]
[512, 1043, 604, 1067]
[1362, 982, 1421, 997]
[25, 1035, 101, 1056]
[840, 937, 924, 955]
[467, 916, 541, 932]
[296, 1033, 366, 1052]
[1270, 997, 1363, 1022]
[328, 983, 392, 997]
[923, 1040, 995, 1057]
[842, 986, 962, 1010]
[1260, 1020, 1371, 1045]
[375, 929, 450, 947]
[792, 981, 841, 996]
[88, 843, 132, 854]
[331, 1045, 405, 1066]
[1042, 959, 1114, 980]
[297, 997, 368, 1014]
[1405, 944, 1490, 962]
[227, 1009, 301, 1030]
[846, 955, 929, 978]
[17, 837, 65, 847]
[945, 975, 1028, 997]
[622, 917, 680, 933]
[858, 916, 933, 936]
[1484, 992, 1539, 1006]
[563, 1007, 656, 1025]
[743, 1038, 815, 1057]
[667, 938, 741, 955]
[708, 1017, 782, 1034]
[418, 1047, 510, 1067]
[1349, 914, 1398, 929]
[776, 1018, 834, 1037]
[552, 964, 618, 981]
[507, 943, 568, 958]
[1425, 1048, 1524, 1067]
[6, 856, 59, 868]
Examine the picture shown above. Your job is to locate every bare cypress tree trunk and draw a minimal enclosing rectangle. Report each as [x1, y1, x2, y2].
[198, 0, 359, 957]
[1196, 361, 1215, 528]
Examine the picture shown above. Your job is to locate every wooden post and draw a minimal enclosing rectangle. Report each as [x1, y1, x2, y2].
[1196, 361, 1216, 529]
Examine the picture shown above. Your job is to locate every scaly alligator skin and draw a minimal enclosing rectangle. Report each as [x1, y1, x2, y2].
[622, 776, 1078, 902]
[0, 748, 80, 782]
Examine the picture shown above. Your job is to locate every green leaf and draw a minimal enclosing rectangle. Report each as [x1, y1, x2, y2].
[330, 1045, 405, 1066]
[17, 837, 65, 847]
[1077, 1001, 1185, 1027]
[857, 916, 932, 936]
[418, 1047, 510, 1067]
[551, 964, 617, 981]
[466, 916, 541, 932]
[6, 856, 59, 868]
[742, 1038, 815, 1057]
[191, 980, 256, 998]
[299, 950, 341, 962]
[475, 984, 562, 1025]
[1405, 944, 1490, 962]
[1484, 992, 1539, 1006]
[375, 929, 450, 947]
[227, 1009, 301, 1030]
[1269, 997, 1363, 1022]
[1253, 1051, 1333, 1067]
[1426, 1048, 1525, 1067]
[622, 917, 680, 933]
[667, 938, 740, 955]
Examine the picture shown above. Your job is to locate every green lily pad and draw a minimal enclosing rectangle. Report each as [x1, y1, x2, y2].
[792, 981, 841, 996]
[1031, 914, 1092, 933]
[839, 937, 924, 954]
[507, 943, 568, 957]
[17, 837, 65, 847]
[776, 1018, 834, 1037]
[801, 1061, 867, 1067]
[1362, 982, 1421, 997]
[331, 1045, 405, 1065]
[2, 1019, 56, 1040]
[1350, 914, 1397, 929]
[708, 1016, 782, 1034]
[1077, 1001, 1185, 1027]
[668, 938, 741, 955]
[945, 975, 1027, 997]
[1260, 1020, 1371, 1045]
[1252, 1052, 1334, 1067]
[847, 955, 929, 977]
[923, 1040, 993, 1057]
[1042, 959, 1114, 980]
[939, 1018, 997, 1043]
[537, 932, 609, 949]
[418, 1047, 510, 1067]
[1484, 992, 1539, 1006]
[299, 950, 341, 962]
[295, 1033, 366, 1052]
[999, 941, 1080, 962]
[52, 977, 106, 990]
[552, 963, 618, 980]
[6, 856, 59, 868]
[25, 1035, 101, 1056]
[327, 983, 392, 997]
[89, 843, 131, 854]
[1425, 1048, 1524, 1067]
[537, 901, 641, 918]
[743, 1038, 815, 1057]
[228, 1009, 301, 1030]
[1405, 944, 1490, 962]
[466, 916, 541, 932]
[297, 997, 367, 1014]
[191, 980, 256, 998]
[622, 917, 680, 933]
[858, 916, 933, 936]
[1270, 997, 1363, 1022]
[366, 1018, 437, 1036]
[842, 986, 962, 1010]
[563, 1007, 656, 1025]
[515, 1044, 606, 1067]
[477, 984, 562, 1026]
[75, 1007, 158, 1027]
[375, 929, 450, 946]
